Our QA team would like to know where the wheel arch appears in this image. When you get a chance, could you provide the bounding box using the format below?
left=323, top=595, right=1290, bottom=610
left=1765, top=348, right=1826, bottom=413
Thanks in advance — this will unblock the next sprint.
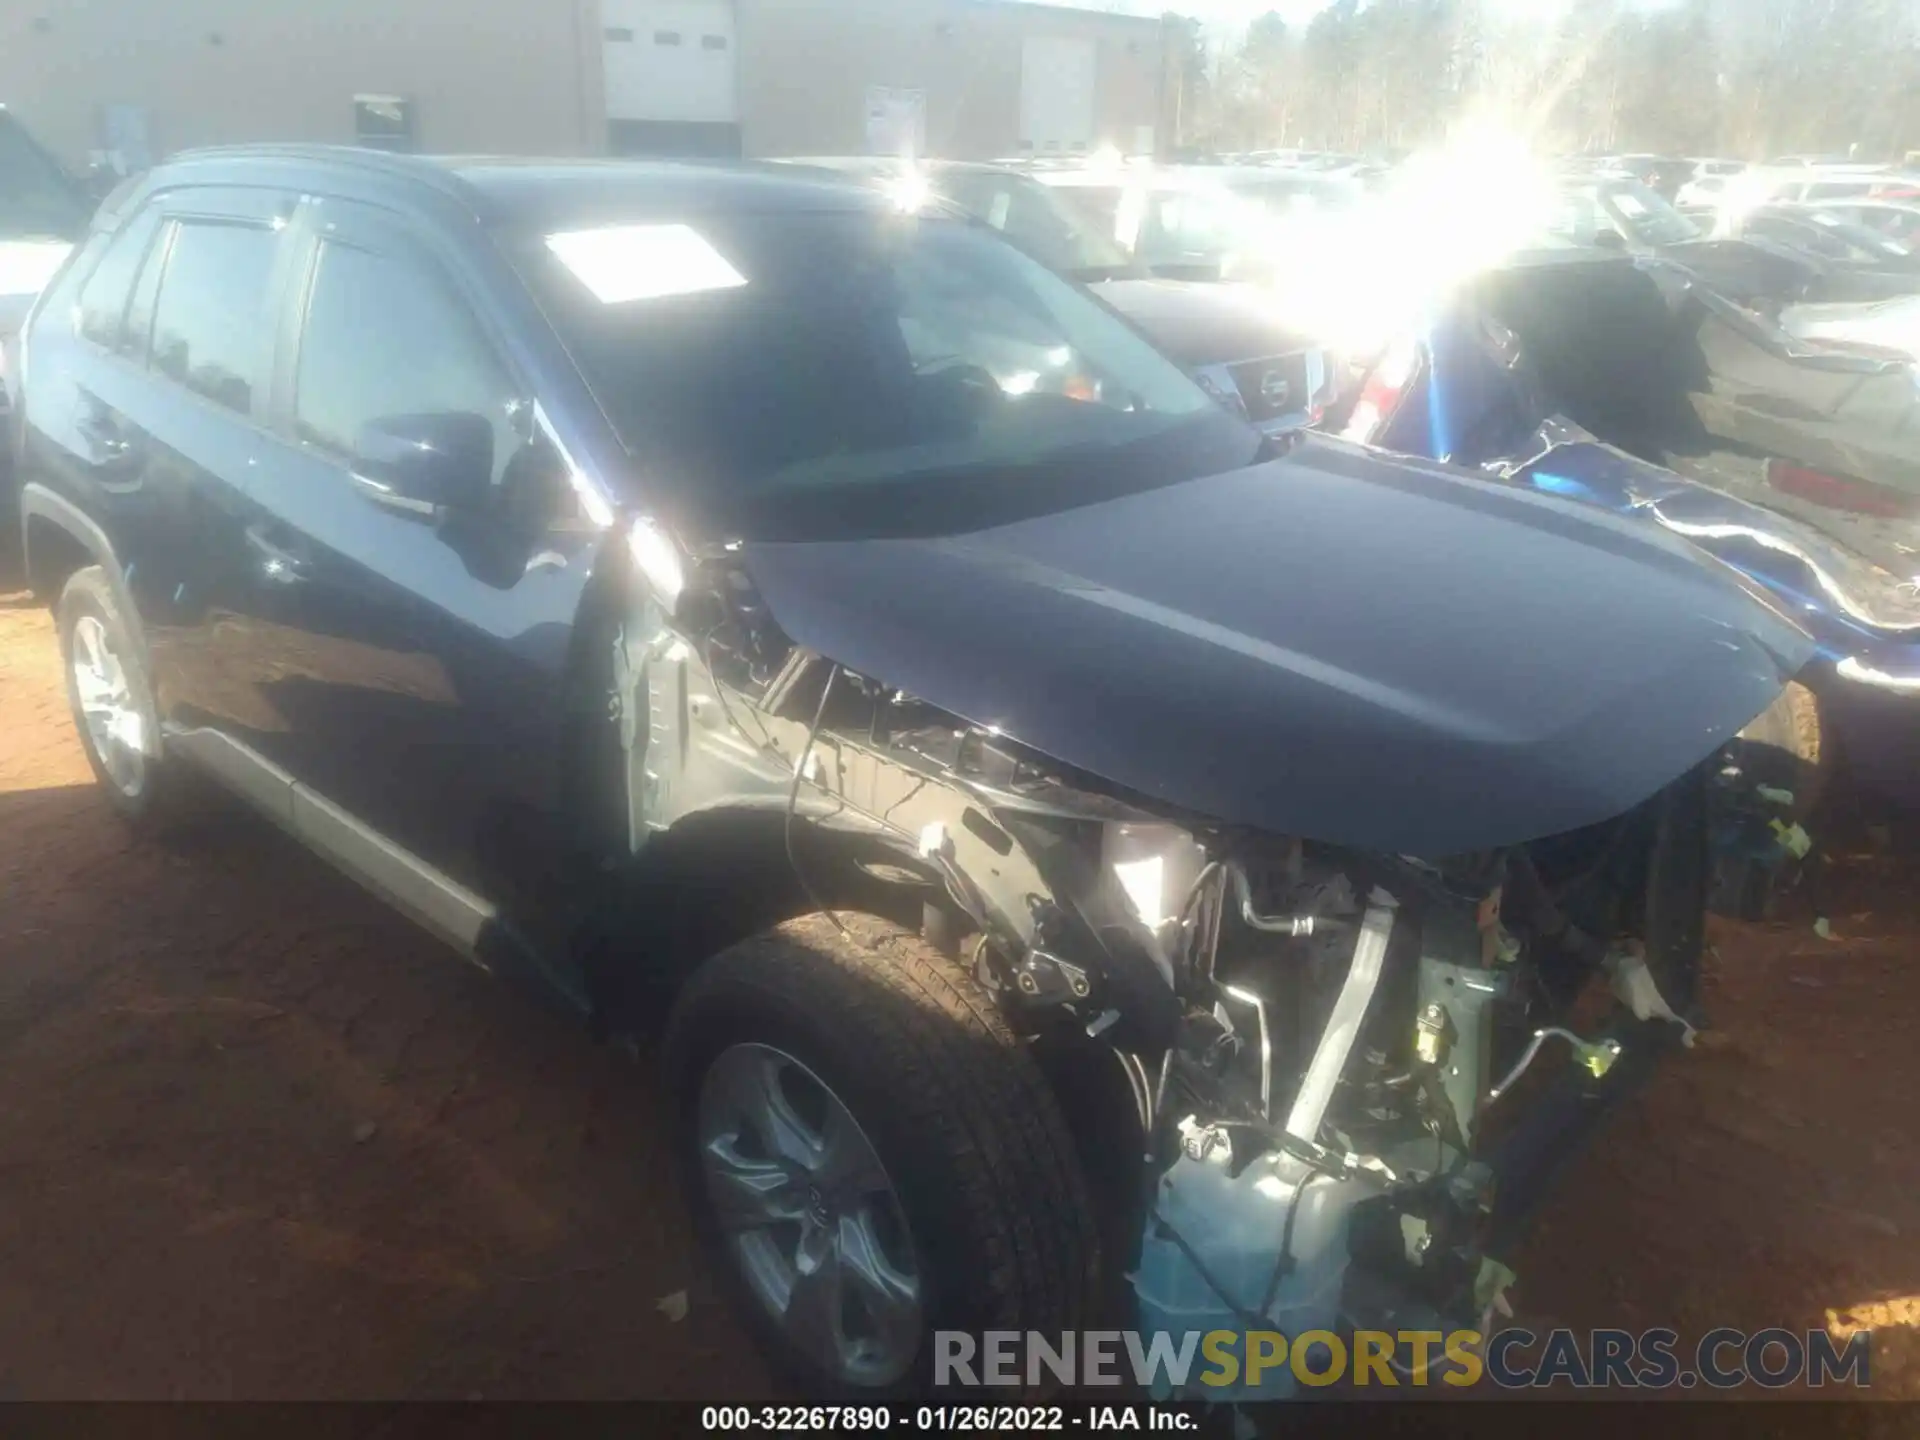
left=19, top=484, right=148, bottom=655
left=577, top=799, right=948, bottom=1033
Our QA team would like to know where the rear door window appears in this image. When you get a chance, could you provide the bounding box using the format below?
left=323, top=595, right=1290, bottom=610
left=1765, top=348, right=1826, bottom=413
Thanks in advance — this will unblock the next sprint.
left=75, top=208, right=162, bottom=352
left=148, top=220, right=280, bottom=416
left=120, top=214, right=173, bottom=361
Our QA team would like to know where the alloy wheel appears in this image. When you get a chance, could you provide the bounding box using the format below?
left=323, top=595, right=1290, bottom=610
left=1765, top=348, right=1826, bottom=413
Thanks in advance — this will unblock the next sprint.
left=70, top=613, right=146, bottom=798
left=696, top=1042, right=924, bottom=1388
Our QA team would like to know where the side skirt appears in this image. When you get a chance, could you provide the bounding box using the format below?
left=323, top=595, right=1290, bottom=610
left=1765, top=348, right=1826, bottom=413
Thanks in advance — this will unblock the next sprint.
left=164, top=725, right=590, bottom=1023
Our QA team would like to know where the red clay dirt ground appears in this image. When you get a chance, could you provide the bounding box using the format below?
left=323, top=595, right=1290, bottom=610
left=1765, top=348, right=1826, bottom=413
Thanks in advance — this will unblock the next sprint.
left=1, top=589, right=1915, bottom=1402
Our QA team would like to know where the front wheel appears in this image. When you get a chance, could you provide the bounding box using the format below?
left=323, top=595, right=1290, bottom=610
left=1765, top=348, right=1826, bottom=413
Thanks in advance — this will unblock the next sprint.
left=664, top=912, right=1101, bottom=1398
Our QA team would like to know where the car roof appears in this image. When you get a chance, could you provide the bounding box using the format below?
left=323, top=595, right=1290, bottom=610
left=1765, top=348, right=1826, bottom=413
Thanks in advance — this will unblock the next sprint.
left=450, top=156, right=893, bottom=226
left=131, top=145, right=892, bottom=230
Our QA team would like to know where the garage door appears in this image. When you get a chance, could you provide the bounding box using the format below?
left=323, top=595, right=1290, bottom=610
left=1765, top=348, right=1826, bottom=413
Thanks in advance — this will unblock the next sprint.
left=1020, top=37, right=1096, bottom=156
left=603, top=0, right=739, bottom=155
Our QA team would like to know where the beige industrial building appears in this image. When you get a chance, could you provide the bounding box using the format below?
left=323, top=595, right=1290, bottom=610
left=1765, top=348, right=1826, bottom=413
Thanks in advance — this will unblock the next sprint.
left=0, top=0, right=1176, bottom=171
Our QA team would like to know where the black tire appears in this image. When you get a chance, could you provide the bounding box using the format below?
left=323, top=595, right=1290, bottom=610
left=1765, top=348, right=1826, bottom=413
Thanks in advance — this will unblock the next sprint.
left=55, top=565, right=201, bottom=832
left=664, top=912, right=1102, bottom=1399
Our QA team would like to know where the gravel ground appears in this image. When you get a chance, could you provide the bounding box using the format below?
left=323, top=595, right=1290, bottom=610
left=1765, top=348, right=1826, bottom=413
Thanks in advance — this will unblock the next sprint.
left=0, top=590, right=1914, bottom=1401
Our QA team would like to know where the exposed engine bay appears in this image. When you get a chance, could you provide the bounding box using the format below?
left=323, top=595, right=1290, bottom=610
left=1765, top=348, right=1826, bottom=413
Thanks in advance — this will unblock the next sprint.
left=1117, top=800, right=1705, bottom=1397
left=613, top=533, right=1765, bottom=1398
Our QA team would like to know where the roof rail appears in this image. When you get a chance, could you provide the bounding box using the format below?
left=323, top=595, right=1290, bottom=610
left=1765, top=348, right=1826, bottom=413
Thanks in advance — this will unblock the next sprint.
left=159, top=143, right=481, bottom=209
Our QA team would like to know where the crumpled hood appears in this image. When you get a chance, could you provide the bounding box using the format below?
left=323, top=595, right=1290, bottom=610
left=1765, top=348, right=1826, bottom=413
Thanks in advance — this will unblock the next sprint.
left=741, top=437, right=1814, bottom=856
left=1090, top=278, right=1316, bottom=367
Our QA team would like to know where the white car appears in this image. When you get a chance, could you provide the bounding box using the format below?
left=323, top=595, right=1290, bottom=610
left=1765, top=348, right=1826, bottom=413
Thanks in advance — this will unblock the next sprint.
left=1676, top=158, right=1748, bottom=209
left=1700, top=167, right=1909, bottom=236
left=1763, top=165, right=1914, bottom=206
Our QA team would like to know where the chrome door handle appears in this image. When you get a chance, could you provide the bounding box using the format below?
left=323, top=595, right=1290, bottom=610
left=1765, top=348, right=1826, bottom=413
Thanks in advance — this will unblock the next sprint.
left=77, top=413, right=140, bottom=474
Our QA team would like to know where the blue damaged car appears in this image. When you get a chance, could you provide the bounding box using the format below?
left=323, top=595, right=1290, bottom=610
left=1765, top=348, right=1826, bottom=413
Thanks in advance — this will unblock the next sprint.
left=14, top=147, right=1817, bottom=1398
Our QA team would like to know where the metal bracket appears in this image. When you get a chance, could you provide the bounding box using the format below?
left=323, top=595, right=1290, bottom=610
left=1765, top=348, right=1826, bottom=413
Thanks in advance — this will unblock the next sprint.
left=1416, top=955, right=1511, bottom=1142
left=1012, top=948, right=1091, bottom=1004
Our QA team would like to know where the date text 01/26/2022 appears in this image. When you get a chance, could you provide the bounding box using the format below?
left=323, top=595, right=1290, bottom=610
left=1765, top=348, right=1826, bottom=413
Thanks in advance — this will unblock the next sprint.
left=699, top=1406, right=1198, bottom=1431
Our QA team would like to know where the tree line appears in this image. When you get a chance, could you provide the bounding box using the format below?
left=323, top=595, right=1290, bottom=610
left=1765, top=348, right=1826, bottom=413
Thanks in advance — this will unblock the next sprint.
left=1170, top=0, right=1920, bottom=162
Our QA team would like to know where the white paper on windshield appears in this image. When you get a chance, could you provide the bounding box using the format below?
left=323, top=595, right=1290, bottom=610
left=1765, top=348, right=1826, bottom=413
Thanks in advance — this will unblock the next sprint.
left=544, top=224, right=748, bottom=305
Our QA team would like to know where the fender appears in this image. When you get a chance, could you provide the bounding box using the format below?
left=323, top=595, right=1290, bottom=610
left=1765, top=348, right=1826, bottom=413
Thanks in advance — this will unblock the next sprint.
left=18, top=480, right=149, bottom=657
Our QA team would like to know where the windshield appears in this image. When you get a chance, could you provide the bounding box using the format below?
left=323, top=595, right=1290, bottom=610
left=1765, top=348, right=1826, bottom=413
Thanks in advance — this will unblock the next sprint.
left=933, top=169, right=1139, bottom=282
left=0, top=115, right=87, bottom=240
left=511, top=207, right=1255, bottom=538
left=1598, top=180, right=1703, bottom=246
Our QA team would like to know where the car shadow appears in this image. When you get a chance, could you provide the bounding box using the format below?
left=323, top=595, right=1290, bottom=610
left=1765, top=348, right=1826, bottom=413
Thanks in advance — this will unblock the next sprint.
left=3, top=763, right=1917, bottom=1398
left=0, top=780, right=766, bottom=1400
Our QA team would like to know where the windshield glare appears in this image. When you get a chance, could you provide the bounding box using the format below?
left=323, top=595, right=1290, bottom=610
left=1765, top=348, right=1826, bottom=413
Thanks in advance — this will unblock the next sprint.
left=515, top=208, right=1249, bottom=534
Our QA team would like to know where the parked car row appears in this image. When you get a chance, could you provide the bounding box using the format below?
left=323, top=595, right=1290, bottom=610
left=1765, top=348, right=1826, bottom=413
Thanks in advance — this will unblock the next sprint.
left=1572, top=150, right=1918, bottom=206
left=10, top=141, right=1838, bottom=1400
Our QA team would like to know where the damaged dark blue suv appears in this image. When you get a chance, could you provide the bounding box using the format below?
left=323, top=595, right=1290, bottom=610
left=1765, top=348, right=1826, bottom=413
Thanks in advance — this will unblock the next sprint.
left=15, top=147, right=1816, bottom=1398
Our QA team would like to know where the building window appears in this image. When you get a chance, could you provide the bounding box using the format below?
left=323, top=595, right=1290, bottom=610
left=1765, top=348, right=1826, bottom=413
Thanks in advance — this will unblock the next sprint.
left=354, top=94, right=415, bottom=153
left=702, top=34, right=728, bottom=50
left=604, top=26, right=634, bottom=42
left=654, top=30, right=682, bottom=45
